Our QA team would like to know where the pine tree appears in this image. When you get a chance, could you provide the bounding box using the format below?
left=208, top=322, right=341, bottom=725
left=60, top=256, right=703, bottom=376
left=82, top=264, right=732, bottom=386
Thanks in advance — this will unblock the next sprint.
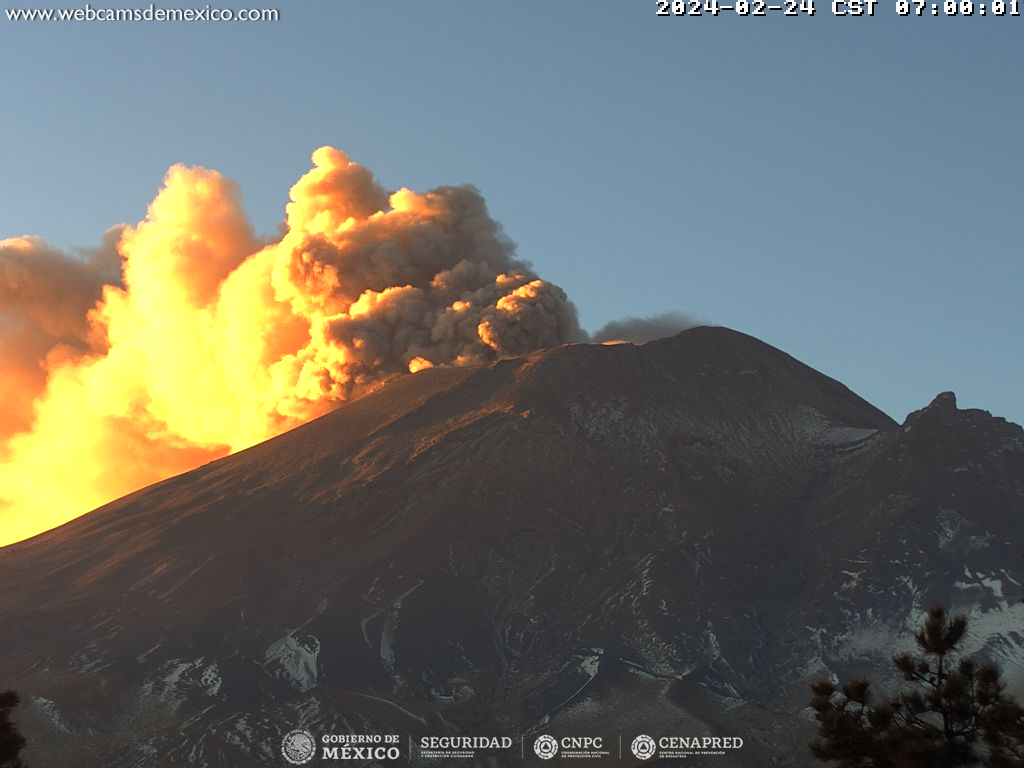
left=0, top=689, right=27, bottom=768
left=809, top=606, right=1024, bottom=767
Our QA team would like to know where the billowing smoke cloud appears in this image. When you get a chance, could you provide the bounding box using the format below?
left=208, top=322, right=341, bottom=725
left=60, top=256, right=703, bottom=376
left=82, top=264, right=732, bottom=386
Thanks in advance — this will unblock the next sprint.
left=590, top=311, right=698, bottom=344
left=0, top=230, right=123, bottom=444
left=0, top=147, right=584, bottom=544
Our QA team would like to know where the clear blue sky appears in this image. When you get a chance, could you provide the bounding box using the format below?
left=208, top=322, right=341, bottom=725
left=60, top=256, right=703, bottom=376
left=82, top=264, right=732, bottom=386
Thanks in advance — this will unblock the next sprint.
left=1, top=1, right=1021, bottom=425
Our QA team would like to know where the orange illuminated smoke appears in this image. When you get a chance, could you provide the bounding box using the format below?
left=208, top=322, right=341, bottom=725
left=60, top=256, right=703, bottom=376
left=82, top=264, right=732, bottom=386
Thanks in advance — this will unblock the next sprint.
left=0, top=147, right=581, bottom=545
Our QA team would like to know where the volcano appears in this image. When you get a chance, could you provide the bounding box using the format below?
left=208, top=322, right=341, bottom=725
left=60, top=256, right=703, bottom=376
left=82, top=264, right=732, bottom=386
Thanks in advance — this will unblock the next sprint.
left=2, top=326, right=1022, bottom=767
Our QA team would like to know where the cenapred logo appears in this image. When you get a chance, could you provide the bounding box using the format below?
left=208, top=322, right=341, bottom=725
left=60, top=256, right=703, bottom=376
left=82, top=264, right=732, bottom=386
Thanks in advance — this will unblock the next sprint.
left=631, top=734, right=744, bottom=760
left=281, top=729, right=316, bottom=765
left=534, top=734, right=559, bottom=760
left=631, top=734, right=657, bottom=761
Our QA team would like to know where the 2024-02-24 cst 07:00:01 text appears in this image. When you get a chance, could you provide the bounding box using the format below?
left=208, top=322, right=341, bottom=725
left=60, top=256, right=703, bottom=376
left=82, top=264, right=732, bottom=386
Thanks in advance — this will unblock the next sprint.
left=656, top=0, right=1019, bottom=15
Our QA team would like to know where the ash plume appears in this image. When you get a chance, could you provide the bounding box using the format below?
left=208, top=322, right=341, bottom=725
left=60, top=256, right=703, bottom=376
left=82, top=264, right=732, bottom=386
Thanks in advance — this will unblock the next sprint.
left=0, top=229, right=122, bottom=444
left=0, top=147, right=586, bottom=543
left=590, top=311, right=699, bottom=344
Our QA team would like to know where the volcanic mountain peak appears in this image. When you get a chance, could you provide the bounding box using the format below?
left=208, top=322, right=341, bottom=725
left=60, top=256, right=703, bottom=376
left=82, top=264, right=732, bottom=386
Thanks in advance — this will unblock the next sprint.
left=2, top=327, right=1021, bottom=768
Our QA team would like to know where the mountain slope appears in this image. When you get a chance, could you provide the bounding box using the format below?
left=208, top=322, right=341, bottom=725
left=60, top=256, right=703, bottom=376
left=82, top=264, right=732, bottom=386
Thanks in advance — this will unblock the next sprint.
left=1, top=326, right=1021, bottom=767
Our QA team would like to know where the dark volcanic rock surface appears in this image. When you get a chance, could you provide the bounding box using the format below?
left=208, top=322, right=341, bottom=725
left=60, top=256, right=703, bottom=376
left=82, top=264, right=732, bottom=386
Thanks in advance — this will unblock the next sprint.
left=1, top=327, right=1022, bottom=767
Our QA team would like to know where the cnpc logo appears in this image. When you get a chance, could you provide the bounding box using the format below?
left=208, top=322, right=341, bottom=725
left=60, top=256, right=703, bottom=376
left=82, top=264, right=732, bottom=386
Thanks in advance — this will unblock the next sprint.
left=533, top=735, right=605, bottom=759
left=534, top=735, right=559, bottom=759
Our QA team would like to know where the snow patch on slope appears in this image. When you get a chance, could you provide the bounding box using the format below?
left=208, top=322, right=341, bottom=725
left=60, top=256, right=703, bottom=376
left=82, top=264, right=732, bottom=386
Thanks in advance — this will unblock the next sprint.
left=264, top=632, right=320, bottom=692
left=793, top=406, right=878, bottom=448
left=30, top=696, right=71, bottom=734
